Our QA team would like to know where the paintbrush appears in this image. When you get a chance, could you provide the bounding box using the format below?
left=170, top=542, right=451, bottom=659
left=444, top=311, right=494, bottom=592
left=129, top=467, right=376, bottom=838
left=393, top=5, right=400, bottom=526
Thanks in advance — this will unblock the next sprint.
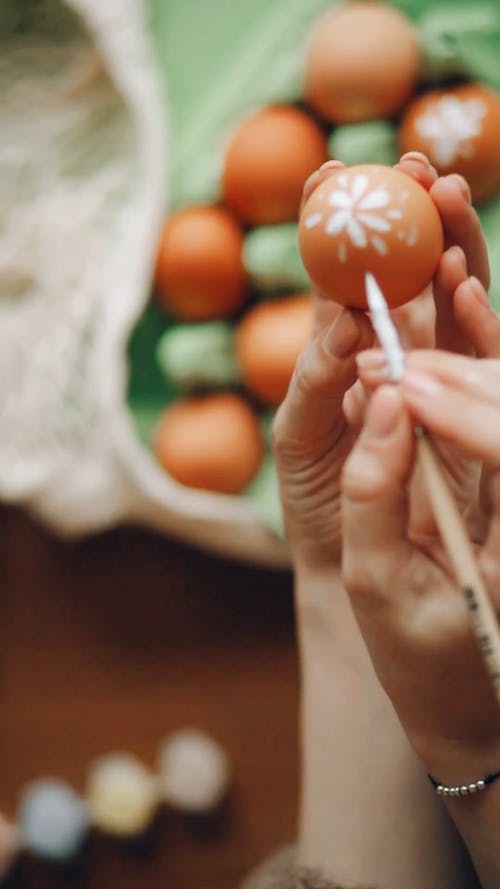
left=365, top=272, right=500, bottom=704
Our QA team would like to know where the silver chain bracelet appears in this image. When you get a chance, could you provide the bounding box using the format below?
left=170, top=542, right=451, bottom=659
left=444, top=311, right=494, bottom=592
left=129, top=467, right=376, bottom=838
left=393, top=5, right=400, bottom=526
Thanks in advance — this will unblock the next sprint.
left=428, top=768, right=500, bottom=797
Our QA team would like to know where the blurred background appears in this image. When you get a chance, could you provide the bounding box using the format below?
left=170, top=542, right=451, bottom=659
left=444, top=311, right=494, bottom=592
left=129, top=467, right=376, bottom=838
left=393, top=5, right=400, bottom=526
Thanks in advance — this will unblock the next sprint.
left=1, top=504, right=297, bottom=888
left=2, top=0, right=500, bottom=885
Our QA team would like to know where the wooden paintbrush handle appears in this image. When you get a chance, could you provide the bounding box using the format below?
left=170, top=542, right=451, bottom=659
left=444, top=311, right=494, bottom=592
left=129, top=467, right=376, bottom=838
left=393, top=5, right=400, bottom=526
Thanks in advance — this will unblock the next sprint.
left=416, top=430, right=500, bottom=705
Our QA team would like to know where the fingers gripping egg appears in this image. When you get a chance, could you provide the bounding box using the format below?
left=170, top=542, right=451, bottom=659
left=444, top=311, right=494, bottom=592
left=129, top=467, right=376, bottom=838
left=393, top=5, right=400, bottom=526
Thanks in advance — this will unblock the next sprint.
left=298, top=165, right=443, bottom=310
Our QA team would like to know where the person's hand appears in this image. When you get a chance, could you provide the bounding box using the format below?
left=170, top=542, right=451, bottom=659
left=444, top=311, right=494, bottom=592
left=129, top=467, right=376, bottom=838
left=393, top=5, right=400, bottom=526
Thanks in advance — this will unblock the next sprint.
left=358, top=272, right=500, bottom=545
left=273, top=154, right=490, bottom=573
left=341, top=355, right=500, bottom=775
left=341, top=353, right=500, bottom=889
left=276, top=161, right=493, bottom=889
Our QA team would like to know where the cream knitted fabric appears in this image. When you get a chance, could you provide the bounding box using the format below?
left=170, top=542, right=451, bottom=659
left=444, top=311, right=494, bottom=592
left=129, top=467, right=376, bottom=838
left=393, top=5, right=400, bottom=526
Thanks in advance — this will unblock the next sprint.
left=0, top=0, right=288, bottom=566
left=239, top=846, right=356, bottom=889
left=0, top=0, right=165, bottom=506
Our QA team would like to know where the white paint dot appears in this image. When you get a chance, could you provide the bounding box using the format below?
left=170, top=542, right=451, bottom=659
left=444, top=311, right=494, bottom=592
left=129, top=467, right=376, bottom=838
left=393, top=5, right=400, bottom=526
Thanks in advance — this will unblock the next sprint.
left=305, top=212, right=323, bottom=229
left=406, top=223, right=419, bottom=247
left=372, top=236, right=389, bottom=256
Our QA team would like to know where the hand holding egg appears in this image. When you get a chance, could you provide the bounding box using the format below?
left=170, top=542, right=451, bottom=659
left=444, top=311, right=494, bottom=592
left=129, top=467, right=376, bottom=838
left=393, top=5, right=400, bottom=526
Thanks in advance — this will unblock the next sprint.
left=298, top=163, right=444, bottom=310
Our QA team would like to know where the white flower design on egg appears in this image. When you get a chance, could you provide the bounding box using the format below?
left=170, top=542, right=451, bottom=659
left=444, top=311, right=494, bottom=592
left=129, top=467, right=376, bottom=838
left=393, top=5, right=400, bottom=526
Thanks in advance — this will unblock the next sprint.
left=304, top=172, right=405, bottom=261
left=416, top=96, right=487, bottom=167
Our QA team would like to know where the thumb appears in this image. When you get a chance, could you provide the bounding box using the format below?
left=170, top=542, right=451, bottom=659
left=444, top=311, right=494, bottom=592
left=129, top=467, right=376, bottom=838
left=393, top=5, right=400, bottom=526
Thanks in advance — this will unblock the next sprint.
left=341, top=386, right=414, bottom=593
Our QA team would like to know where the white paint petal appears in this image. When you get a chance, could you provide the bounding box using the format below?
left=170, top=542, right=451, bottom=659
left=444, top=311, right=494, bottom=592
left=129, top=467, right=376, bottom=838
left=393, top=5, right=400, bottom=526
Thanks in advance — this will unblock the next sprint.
left=338, top=243, right=347, bottom=263
left=328, top=189, right=353, bottom=209
left=406, top=223, right=419, bottom=247
left=351, top=174, right=369, bottom=202
left=416, top=94, right=487, bottom=170
left=305, top=212, right=323, bottom=229
left=433, top=141, right=458, bottom=166
left=465, top=99, right=487, bottom=120
left=347, top=216, right=367, bottom=248
left=326, top=209, right=350, bottom=235
left=371, top=236, right=389, bottom=256
left=417, top=116, right=444, bottom=141
left=357, top=212, right=391, bottom=233
left=387, top=209, right=403, bottom=219
left=359, top=188, right=390, bottom=210
left=337, top=173, right=348, bottom=188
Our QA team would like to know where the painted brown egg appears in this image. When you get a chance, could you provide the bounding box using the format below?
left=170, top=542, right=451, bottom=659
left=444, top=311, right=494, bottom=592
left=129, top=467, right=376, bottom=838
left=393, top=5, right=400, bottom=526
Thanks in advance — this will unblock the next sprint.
left=222, top=106, right=328, bottom=225
left=154, top=206, right=248, bottom=321
left=154, top=393, right=264, bottom=494
left=298, top=164, right=443, bottom=310
left=399, top=83, right=500, bottom=204
left=304, top=1, right=421, bottom=124
left=236, top=294, right=314, bottom=405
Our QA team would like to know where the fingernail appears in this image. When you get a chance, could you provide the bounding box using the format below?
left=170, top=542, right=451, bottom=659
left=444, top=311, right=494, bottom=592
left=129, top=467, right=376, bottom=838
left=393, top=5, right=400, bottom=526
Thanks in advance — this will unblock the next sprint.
left=468, top=275, right=490, bottom=307
left=364, top=387, right=401, bottom=438
left=448, top=244, right=467, bottom=273
left=320, top=159, right=343, bottom=173
left=356, top=350, right=387, bottom=373
left=400, top=151, right=431, bottom=167
left=403, top=371, right=443, bottom=398
left=450, top=244, right=466, bottom=263
left=447, top=173, right=472, bottom=204
left=400, top=152, right=438, bottom=180
left=324, top=311, right=361, bottom=358
left=307, top=169, right=321, bottom=184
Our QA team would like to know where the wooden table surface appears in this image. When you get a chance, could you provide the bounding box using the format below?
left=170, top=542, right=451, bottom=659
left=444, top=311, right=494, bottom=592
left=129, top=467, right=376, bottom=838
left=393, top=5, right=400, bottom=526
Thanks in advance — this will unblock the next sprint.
left=1, top=504, right=298, bottom=889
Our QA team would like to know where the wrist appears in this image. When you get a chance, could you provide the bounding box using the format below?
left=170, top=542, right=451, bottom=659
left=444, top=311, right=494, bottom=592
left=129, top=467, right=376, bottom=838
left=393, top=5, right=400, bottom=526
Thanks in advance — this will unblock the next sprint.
left=419, top=737, right=500, bottom=889
left=290, top=543, right=341, bottom=581
left=413, top=734, right=500, bottom=790
left=295, top=564, right=391, bottom=703
left=295, top=561, right=343, bottom=611
left=294, top=565, right=366, bottom=658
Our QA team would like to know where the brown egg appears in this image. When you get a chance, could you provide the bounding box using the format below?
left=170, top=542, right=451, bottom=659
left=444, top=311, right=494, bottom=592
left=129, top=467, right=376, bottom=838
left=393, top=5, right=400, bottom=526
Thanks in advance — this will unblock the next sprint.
left=154, top=393, right=264, bottom=494
left=298, top=164, right=443, bottom=310
left=222, top=106, right=328, bottom=225
left=304, top=2, right=421, bottom=124
left=236, top=295, right=314, bottom=405
left=399, top=83, right=500, bottom=204
left=154, top=206, right=248, bottom=321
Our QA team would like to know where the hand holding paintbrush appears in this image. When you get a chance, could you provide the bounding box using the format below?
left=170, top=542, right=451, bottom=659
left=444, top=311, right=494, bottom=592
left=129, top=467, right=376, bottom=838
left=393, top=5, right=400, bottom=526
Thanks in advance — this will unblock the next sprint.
left=298, top=157, right=500, bottom=706
left=365, top=272, right=500, bottom=707
left=276, top=156, right=500, bottom=886
left=342, top=323, right=500, bottom=889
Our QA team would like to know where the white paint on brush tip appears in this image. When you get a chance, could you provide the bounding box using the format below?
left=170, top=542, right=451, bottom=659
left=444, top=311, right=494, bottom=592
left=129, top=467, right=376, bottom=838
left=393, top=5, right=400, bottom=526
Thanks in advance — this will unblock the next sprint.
left=365, top=273, right=405, bottom=383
